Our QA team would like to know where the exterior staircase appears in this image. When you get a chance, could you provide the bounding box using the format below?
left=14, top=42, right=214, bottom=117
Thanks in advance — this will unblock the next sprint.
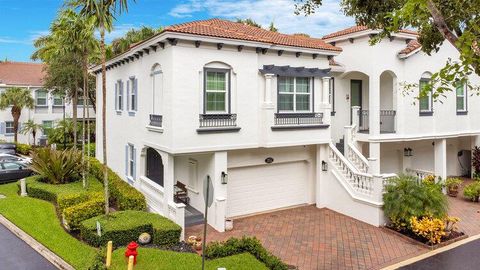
left=335, top=137, right=345, bottom=155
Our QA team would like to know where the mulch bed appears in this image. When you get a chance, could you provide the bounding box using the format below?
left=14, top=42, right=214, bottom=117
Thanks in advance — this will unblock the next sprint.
left=384, top=226, right=467, bottom=250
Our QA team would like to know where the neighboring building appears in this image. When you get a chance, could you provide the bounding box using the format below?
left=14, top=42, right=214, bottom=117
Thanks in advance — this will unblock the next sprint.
left=91, top=19, right=480, bottom=235
left=0, top=61, right=95, bottom=144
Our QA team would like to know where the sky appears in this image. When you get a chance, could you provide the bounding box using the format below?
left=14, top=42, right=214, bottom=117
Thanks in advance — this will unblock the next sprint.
left=0, top=0, right=354, bottom=62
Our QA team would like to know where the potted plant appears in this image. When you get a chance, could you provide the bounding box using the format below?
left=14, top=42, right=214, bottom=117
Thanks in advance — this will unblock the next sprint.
left=446, top=178, right=462, bottom=197
left=464, top=182, right=480, bottom=202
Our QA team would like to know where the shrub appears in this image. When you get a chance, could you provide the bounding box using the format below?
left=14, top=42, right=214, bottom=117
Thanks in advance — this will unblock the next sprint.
left=410, top=216, right=445, bottom=245
left=79, top=210, right=181, bottom=248
left=422, top=174, right=436, bottom=185
left=88, top=157, right=146, bottom=211
left=85, top=143, right=96, bottom=157
left=463, top=181, right=480, bottom=202
left=205, top=237, right=288, bottom=270
left=30, top=148, right=83, bottom=184
left=446, top=178, right=462, bottom=189
left=473, top=146, right=480, bottom=177
left=63, top=193, right=105, bottom=231
left=15, top=143, right=32, bottom=155
left=383, top=175, right=448, bottom=229
left=58, top=192, right=103, bottom=212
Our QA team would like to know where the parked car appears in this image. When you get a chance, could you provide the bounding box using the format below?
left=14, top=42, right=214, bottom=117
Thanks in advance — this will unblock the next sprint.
left=0, top=154, right=32, bottom=164
left=0, top=143, right=16, bottom=155
left=0, top=161, right=33, bottom=183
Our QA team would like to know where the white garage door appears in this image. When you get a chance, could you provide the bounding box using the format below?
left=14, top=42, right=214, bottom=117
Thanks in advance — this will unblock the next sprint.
left=227, top=161, right=308, bottom=218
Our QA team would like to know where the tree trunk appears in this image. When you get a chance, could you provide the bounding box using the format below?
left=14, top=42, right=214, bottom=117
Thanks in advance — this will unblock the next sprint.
left=11, top=106, right=21, bottom=143
left=426, top=0, right=458, bottom=49
left=32, top=130, right=36, bottom=146
left=101, top=26, right=110, bottom=215
left=82, top=56, right=88, bottom=189
left=72, top=85, right=78, bottom=148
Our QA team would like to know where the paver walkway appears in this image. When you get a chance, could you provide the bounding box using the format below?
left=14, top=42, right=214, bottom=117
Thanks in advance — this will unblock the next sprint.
left=447, top=178, right=480, bottom=236
left=0, top=223, right=56, bottom=270
left=186, top=206, right=428, bottom=270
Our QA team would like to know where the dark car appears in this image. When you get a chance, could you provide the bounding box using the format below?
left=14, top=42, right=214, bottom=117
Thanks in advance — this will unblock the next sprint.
left=0, top=143, right=16, bottom=155
left=0, top=161, right=33, bottom=183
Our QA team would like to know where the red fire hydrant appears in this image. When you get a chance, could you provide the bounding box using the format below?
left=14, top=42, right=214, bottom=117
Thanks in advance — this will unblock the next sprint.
left=125, top=241, right=139, bottom=264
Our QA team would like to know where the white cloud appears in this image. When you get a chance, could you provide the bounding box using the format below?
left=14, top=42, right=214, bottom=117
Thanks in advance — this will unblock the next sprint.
left=168, top=0, right=354, bottom=36
left=0, top=37, right=31, bottom=45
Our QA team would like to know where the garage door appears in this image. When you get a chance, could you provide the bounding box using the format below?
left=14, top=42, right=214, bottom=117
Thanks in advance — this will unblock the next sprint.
left=227, top=161, right=308, bottom=218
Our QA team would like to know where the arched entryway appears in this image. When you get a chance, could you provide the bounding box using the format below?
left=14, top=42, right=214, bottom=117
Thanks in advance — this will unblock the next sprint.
left=146, top=148, right=164, bottom=187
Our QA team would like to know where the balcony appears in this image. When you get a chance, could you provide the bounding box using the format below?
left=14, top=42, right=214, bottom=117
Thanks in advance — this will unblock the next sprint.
left=358, top=110, right=396, bottom=134
left=271, top=113, right=328, bottom=130
left=146, top=114, right=163, bottom=133
left=197, top=114, right=240, bottom=133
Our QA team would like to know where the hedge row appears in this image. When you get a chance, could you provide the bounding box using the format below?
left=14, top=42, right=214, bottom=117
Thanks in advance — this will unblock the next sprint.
left=205, top=237, right=289, bottom=270
left=62, top=193, right=105, bottom=231
left=88, top=157, right=146, bottom=211
left=79, top=210, right=181, bottom=248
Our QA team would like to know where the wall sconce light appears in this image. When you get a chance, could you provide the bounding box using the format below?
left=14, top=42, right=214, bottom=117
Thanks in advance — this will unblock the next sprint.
left=322, top=161, right=328, bottom=171
left=346, top=94, right=350, bottom=101
left=221, top=171, right=228, bottom=184
left=403, top=148, right=413, bottom=157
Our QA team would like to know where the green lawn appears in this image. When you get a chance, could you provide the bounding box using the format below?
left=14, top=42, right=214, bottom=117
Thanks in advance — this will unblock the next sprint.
left=0, top=182, right=98, bottom=269
left=111, top=248, right=269, bottom=270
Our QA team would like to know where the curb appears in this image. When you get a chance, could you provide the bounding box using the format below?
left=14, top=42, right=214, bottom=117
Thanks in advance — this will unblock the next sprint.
left=0, top=214, right=75, bottom=270
left=381, top=233, right=480, bottom=269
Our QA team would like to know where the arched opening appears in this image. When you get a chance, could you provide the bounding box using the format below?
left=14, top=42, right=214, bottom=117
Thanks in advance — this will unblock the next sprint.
left=146, top=148, right=164, bottom=187
left=380, top=70, right=397, bottom=133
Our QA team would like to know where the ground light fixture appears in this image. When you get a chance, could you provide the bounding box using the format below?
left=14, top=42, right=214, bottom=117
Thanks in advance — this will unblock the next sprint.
left=322, top=161, right=328, bottom=171
left=221, top=171, right=228, bottom=184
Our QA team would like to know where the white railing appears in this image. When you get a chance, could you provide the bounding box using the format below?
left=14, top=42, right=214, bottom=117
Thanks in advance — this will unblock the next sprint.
left=329, top=143, right=375, bottom=196
left=346, top=143, right=369, bottom=173
left=405, top=168, right=435, bottom=183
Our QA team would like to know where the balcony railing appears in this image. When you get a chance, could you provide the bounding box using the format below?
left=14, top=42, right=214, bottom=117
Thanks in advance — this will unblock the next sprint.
left=358, top=110, right=396, bottom=133
left=199, top=114, right=237, bottom=128
left=380, top=110, right=396, bottom=133
left=274, top=113, right=324, bottom=126
left=149, top=114, right=163, bottom=127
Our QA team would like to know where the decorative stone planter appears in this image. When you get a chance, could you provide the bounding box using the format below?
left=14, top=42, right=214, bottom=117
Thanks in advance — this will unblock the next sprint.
left=225, top=219, right=234, bottom=231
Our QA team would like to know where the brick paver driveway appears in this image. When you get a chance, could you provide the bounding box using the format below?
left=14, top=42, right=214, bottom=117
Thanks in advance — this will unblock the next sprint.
left=186, top=206, right=428, bottom=270
left=448, top=178, right=480, bottom=236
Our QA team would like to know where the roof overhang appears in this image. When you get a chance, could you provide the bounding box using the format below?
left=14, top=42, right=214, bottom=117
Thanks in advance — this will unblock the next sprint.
left=398, top=47, right=423, bottom=59
left=323, top=29, right=419, bottom=44
left=259, top=65, right=331, bottom=77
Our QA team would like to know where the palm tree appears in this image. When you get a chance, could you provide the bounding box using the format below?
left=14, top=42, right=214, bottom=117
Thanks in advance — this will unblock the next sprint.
left=0, top=87, right=35, bottom=143
left=21, top=120, right=42, bottom=146
left=72, top=0, right=134, bottom=214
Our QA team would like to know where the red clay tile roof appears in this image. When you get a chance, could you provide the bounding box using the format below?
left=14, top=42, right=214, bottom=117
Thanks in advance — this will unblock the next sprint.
left=0, top=62, right=45, bottom=86
left=323, top=26, right=418, bottom=39
left=164, top=18, right=341, bottom=52
left=399, top=40, right=422, bottom=55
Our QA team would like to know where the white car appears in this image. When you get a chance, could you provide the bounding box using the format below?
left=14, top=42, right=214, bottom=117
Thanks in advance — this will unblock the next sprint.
left=0, top=154, right=32, bottom=164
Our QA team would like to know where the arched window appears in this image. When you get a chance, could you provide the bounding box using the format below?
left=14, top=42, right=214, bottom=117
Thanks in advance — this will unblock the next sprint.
left=419, top=72, right=433, bottom=115
left=151, top=64, right=163, bottom=115
left=146, top=148, right=164, bottom=187
left=203, top=62, right=232, bottom=114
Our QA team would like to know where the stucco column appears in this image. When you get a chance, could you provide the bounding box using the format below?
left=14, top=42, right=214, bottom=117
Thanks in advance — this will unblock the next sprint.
left=351, top=106, right=360, bottom=130
left=316, top=144, right=329, bottom=208
left=208, top=151, right=228, bottom=232
left=162, top=152, right=175, bottom=215
left=263, top=74, right=275, bottom=108
left=369, top=142, right=381, bottom=175
left=321, top=77, right=332, bottom=124
left=369, top=75, right=380, bottom=136
left=434, top=139, right=447, bottom=181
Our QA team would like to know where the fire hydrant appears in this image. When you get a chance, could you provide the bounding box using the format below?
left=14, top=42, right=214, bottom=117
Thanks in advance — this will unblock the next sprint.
left=125, top=241, right=139, bottom=264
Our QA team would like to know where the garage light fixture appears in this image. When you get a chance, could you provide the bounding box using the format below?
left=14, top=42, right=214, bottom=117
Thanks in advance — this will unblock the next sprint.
left=221, top=171, right=228, bottom=184
left=322, top=161, right=328, bottom=171
left=403, top=148, right=413, bottom=157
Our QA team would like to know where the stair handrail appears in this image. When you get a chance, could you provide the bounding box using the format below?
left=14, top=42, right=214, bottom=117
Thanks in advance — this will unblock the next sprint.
left=347, top=142, right=370, bottom=172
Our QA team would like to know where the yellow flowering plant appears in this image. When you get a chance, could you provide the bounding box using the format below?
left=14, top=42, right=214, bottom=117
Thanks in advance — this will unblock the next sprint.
left=410, top=216, right=446, bottom=245
left=422, top=175, right=436, bottom=185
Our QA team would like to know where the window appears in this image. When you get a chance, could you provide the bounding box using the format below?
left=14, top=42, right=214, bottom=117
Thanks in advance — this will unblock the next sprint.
left=205, top=69, right=229, bottom=113
left=278, top=76, right=312, bottom=112
left=456, top=82, right=467, bottom=113
left=5, top=121, right=14, bottom=134
left=42, top=120, right=53, bottom=130
left=78, top=96, right=92, bottom=107
left=52, top=94, right=63, bottom=106
left=127, top=77, right=138, bottom=112
left=115, top=80, right=123, bottom=111
left=36, top=90, right=48, bottom=106
left=419, top=79, right=432, bottom=113
left=125, top=144, right=136, bottom=181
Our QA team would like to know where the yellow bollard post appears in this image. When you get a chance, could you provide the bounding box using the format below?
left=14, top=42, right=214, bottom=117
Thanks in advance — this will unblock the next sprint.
left=106, top=241, right=113, bottom=268
left=127, top=255, right=134, bottom=270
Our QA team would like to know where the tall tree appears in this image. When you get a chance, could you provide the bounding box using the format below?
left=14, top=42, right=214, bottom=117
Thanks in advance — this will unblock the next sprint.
left=110, top=26, right=161, bottom=57
left=295, top=0, right=480, bottom=98
left=0, top=87, right=35, bottom=143
left=71, top=0, right=134, bottom=215
left=21, top=120, right=43, bottom=146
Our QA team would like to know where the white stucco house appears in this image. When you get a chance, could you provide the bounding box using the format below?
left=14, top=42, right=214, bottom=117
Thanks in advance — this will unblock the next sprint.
left=91, top=19, right=480, bottom=235
left=0, top=61, right=95, bottom=145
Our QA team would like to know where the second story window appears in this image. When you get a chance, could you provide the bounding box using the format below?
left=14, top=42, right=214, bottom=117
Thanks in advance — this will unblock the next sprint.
left=278, top=77, right=312, bottom=112
left=53, top=94, right=63, bottom=106
left=36, top=90, right=48, bottom=106
left=115, top=80, right=124, bottom=111
left=42, top=120, right=53, bottom=130
left=204, top=69, right=229, bottom=113
left=419, top=78, right=432, bottom=114
left=127, top=77, right=138, bottom=112
left=456, top=81, right=467, bottom=113
left=5, top=121, right=14, bottom=135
